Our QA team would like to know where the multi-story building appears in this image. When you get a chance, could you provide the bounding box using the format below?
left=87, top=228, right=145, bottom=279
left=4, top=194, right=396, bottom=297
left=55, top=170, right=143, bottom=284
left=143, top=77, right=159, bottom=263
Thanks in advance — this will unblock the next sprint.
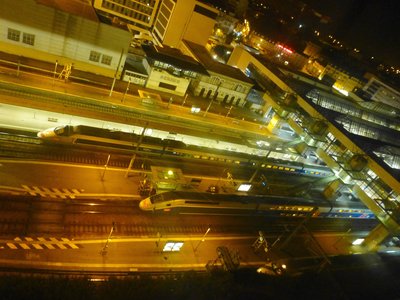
left=318, top=63, right=365, bottom=96
left=92, top=0, right=219, bottom=48
left=139, top=44, right=209, bottom=96
left=152, top=0, right=219, bottom=48
left=92, top=0, right=161, bottom=33
left=362, top=74, right=400, bottom=109
left=182, top=41, right=254, bottom=107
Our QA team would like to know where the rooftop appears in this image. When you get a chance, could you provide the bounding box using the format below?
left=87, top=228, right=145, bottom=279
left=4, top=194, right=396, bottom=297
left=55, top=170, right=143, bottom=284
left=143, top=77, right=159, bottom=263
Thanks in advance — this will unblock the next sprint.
left=184, top=40, right=254, bottom=84
left=142, top=45, right=209, bottom=76
left=36, top=0, right=98, bottom=22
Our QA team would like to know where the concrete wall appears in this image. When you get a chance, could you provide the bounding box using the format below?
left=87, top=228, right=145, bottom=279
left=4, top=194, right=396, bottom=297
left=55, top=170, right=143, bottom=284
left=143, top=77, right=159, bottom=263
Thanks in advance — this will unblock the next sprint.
left=0, top=0, right=131, bottom=77
left=146, top=69, right=190, bottom=96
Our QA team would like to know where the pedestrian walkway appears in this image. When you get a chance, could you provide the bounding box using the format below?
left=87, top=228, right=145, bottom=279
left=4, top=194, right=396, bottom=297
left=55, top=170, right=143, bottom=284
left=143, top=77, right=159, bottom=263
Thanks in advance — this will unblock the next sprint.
left=1, top=237, right=81, bottom=250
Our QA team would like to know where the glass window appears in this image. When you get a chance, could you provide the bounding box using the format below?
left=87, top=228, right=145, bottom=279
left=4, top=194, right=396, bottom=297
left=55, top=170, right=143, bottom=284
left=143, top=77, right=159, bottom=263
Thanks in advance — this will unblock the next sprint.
left=22, top=33, right=35, bottom=45
left=89, top=51, right=101, bottom=62
left=101, top=54, right=112, bottom=65
left=7, top=28, right=20, bottom=42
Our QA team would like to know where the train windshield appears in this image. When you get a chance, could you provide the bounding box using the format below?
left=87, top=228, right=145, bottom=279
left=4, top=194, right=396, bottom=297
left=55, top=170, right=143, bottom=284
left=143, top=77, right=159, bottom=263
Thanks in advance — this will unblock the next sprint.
left=149, top=193, right=164, bottom=204
left=54, top=126, right=68, bottom=136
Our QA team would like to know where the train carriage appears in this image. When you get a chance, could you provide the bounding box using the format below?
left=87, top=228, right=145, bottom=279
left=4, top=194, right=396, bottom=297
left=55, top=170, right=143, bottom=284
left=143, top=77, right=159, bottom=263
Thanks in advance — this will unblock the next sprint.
left=37, top=125, right=334, bottom=177
left=139, top=191, right=375, bottom=219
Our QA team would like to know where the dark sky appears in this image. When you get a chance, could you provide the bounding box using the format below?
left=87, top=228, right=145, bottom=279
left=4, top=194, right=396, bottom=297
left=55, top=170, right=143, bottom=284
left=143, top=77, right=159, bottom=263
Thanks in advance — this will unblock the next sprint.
left=302, top=0, right=400, bottom=66
left=204, top=0, right=399, bottom=66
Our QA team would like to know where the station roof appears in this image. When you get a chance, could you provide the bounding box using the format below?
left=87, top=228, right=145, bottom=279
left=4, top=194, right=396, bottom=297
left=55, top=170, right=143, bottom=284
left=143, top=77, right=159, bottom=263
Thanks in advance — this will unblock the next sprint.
left=285, top=77, right=400, bottom=181
left=184, top=41, right=254, bottom=84
left=142, top=45, right=209, bottom=76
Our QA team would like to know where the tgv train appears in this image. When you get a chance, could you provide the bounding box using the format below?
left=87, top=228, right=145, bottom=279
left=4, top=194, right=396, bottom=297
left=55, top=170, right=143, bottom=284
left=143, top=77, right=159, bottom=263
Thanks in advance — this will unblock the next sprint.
left=139, top=191, right=375, bottom=219
left=37, top=125, right=333, bottom=177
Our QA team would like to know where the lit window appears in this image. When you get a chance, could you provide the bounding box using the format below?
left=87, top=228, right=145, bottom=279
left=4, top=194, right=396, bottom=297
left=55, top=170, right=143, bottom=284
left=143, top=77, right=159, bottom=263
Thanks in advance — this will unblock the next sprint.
left=89, top=51, right=101, bottom=62
left=7, top=28, right=20, bottom=41
left=101, top=54, right=112, bottom=65
left=22, top=33, right=35, bottom=45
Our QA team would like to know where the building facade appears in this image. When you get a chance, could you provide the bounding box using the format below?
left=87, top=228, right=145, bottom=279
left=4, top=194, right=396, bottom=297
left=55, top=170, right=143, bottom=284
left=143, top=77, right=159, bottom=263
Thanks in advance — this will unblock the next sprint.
left=152, top=0, right=219, bottom=48
left=362, top=75, right=400, bottom=109
left=1, top=0, right=131, bottom=77
left=182, top=41, right=253, bottom=107
left=92, top=0, right=161, bottom=32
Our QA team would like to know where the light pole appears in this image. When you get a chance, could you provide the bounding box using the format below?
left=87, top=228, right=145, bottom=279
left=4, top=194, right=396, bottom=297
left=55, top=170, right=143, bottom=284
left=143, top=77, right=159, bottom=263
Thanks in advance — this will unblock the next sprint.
left=125, top=122, right=148, bottom=178
left=225, top=105, right=233, bottom=118
left=122, top=78, right=131, bottom=102
left=194, top=227, right=211, bottom=252
left=52, top=60, right=58, bottom=84
left=100, top=222, right=115, bottom=255
left=167, top=97, right=173, bottom=108
left=109, top=48, right=124, bottom=96
left=181, top=93, right=188, bottom=106
left=101, top=154, right=111, bottom=181
left=204, top=80, right=222, bottom=117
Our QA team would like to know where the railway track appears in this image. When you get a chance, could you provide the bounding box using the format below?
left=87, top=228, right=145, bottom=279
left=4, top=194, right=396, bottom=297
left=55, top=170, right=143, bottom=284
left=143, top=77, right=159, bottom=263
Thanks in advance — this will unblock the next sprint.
left=0, top=131, right=146, bottom=169
left=0, top=195, right=378, bottom=237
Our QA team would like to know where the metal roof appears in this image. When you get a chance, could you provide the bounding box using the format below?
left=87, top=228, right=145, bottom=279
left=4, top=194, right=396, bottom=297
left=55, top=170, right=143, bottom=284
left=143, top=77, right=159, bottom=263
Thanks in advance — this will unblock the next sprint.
left=142, top=45, right=209, bottom=76
left=184, top=40, right=254, bottom=84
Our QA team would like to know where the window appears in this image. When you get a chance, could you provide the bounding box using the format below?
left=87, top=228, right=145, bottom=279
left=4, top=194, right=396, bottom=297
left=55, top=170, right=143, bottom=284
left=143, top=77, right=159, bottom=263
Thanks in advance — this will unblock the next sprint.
left=7, top=28, right=20, bottom=42
left=159, top=82, right=176, bottom=91
left=89, top=51, right=101, bottom=62
left=101, top=54, right=112, bottom=65
left=22, top=33, right=35, bottom=46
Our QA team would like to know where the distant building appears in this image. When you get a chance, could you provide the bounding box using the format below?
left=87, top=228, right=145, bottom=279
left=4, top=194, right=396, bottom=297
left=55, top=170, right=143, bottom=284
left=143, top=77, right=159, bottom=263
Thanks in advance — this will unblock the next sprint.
left=0, top=0, right=131, bottom=77
left=139, top=44, right=208, bottom=96
left=182, top=41, right=254, bottom=107
left=152, top=0, right=219, bottom=48
left=362, top=74, right=400, bottom=109
left=92, top=0, right=219, bottom=48
left=319, top=64, right=365, bottom=96
left=92, top=0, right=161, bottom=33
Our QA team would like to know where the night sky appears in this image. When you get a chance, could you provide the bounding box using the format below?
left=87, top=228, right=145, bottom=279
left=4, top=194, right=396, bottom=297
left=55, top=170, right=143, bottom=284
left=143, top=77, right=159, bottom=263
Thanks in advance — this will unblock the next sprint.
left=302, top=0, right=400, bottom=66
left=205, top=0, right=400, bottom=67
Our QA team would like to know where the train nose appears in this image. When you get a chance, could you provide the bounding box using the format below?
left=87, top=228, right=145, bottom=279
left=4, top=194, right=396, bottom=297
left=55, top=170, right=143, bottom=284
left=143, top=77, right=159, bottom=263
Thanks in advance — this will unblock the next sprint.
left=139, top=200, right=145, bottom=209
left=139, top=199, right=151, bottom=210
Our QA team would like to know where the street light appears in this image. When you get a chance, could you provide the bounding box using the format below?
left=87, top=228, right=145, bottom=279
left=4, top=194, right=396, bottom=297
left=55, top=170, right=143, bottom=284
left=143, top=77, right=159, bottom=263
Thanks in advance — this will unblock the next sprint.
left=181, top=93, right=188, bottom=106
left=194, top=227, right=211, bottom=252
left=52, top=60, right=58, bottom=84
left=101, top=154, right=111, bottom=181
left=167, top=97, right=173, bottom=108
left=122, top=78, right=131, bottom=103
left=100, top=222, right=115, bottom=255
left=109, top=48, right=124, bottom=96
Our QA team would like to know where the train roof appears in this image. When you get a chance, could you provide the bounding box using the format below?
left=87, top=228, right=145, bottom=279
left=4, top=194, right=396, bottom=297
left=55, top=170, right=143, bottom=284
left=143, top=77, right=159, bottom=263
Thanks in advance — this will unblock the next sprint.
left=150, top=191, right=368, bottom=209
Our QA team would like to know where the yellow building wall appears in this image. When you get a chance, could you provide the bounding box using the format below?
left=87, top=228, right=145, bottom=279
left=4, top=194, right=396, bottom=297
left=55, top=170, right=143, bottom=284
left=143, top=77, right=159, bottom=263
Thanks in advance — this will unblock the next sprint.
left=0, top=41, right=118, bottom=78
left=146, top=69, right=189, bottom=96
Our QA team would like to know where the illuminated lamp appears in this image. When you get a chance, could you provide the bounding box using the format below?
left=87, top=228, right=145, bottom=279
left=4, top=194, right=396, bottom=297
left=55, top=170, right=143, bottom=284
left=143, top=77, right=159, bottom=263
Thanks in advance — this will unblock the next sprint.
left=238, top=183, right=252, bottom=192
left=352, top=238, right=364, bottom=245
